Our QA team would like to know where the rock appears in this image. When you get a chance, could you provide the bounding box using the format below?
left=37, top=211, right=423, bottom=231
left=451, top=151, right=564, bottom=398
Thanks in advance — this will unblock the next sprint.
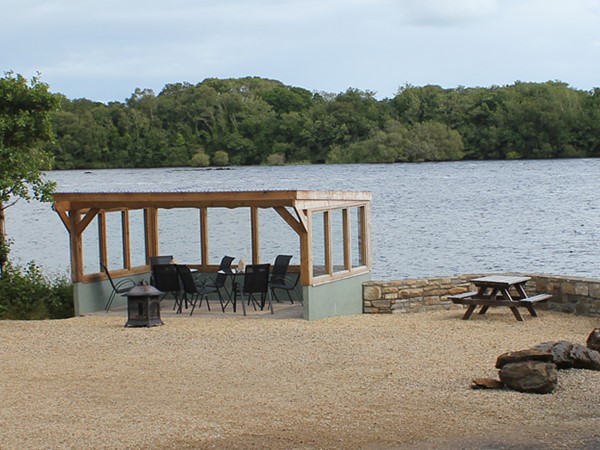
left=495, top=349, right=553, bottom=369
left=569, top=344, right=600, bottom=370
left=499, top=361, right=558, bottom=394
left=535, top=341, right=574, bottom=369
left=586, top=329, right=600, bottom=352
left=471, top=378, right=504, bottom=389
left=534, top=341, right=600, bottom=371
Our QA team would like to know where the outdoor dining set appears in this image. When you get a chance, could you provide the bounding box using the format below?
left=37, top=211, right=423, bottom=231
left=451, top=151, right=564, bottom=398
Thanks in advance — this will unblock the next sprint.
left=103, top=255, right=300, bottom=317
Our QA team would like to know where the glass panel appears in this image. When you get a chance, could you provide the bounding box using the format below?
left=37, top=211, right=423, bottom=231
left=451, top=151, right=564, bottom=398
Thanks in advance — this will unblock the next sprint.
left=207, top=208, right=251, bottom=267
left=105, top=212, right=124, bottom=270
left=82, top=216, right=100, bottom=274
left=331, top=209, right=344, bottom=272
left=129, top=210, right=146, bottom=268
left=353, top=207, right=365, bottom=267
left=157, top=208, right=201, bottom=264
left=258, top=208, right=300, bottom=265
left=311, top=212, right=325, bottom=276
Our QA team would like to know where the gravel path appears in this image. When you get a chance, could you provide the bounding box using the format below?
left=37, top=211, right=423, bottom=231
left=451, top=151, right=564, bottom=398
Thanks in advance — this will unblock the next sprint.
left=1, top=309, right=600, bottom=449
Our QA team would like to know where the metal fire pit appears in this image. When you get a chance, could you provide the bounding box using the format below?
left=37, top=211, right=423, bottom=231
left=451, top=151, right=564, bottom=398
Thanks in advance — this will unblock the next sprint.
left=124, top=282, right=164, bottom=327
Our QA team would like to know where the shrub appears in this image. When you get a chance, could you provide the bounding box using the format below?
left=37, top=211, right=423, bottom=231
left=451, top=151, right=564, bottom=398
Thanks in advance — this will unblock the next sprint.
left=266, top=152, right=286, bottom=165
left=0, top=262, right=74, bottom=320
left=212, top=150, right=229, bottom=166
left=190, top=150, right=210, bottom=167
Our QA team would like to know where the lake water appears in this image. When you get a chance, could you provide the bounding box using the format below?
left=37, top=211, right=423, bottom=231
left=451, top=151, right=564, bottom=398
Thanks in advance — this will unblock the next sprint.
left=5, top=159, right=600, bottom=281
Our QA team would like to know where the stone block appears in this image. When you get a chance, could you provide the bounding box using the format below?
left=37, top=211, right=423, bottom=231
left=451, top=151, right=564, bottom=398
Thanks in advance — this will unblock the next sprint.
left=363, top=285, right=382, bottom=301
left=371, top=300, right=392, bottom=308
left=575, top=283, right=589, bottom=296
left=423, top=296, right=441, bottom=305
left=399, top=289, right=422, bottom=299
left=589, top=284, right=600, bottom=299
left=561, top=282, right=576, bottom=295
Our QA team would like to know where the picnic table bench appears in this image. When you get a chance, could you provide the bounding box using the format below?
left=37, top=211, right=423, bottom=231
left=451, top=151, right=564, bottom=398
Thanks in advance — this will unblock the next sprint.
left=448, top=275, right=551, bottom=321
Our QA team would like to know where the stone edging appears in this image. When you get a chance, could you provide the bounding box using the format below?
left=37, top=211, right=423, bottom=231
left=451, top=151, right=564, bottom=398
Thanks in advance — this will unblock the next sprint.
left=363, top=273, right=600, bottom=316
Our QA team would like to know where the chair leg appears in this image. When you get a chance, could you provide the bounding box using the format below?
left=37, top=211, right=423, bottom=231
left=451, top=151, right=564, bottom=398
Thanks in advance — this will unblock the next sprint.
left=271, top=288, right=281, bottom=303
left=105, top=291, right=116, bottom=312
left=286, top=289, right=294, bottom=304
left=267, top=290, right=274, bottom=314
left=241, top=292, right=247, bottom=316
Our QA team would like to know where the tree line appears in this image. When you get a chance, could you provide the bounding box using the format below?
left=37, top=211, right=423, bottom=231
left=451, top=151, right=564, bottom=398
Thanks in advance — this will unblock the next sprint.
left=45, top=77, right=600, bottom=169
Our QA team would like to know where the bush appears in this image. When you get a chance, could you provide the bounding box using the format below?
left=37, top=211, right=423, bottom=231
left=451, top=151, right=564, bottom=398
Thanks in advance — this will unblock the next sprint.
left=266, top=152, right=286, bottom=165
left=190, top=150, right=210, bottom=167
left=212, top=150, right=229, bottom=166
left=0, top=262, right=74, bottom=320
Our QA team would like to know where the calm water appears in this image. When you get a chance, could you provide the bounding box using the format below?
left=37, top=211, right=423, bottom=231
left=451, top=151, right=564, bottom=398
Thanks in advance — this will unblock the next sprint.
left=6, top=160, right=600, bottom=280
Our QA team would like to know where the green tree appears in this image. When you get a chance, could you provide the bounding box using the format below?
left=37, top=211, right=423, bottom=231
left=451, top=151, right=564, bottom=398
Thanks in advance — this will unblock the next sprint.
left=0, top=72, right=59, bottom=272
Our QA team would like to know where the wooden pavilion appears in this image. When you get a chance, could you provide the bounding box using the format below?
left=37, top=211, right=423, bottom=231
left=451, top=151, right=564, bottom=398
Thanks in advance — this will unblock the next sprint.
left=53, top=190, right=372, bottom=320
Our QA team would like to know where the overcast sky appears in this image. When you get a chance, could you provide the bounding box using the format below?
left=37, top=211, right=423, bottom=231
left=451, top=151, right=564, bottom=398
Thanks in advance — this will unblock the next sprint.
left=3, top=0, right=600, bottom=102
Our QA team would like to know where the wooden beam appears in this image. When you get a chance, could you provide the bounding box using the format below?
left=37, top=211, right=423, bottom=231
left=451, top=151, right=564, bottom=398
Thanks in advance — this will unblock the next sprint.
left=98, top=212, right=107, bottom=270
left=342, top=208, right=351, bottom=270
left=199, top=208, right=209, bottom=266
left=274, top=206, right=306, bottom=235
left=122, top=210, right=131, bottom=270
left=75, top=208, right=99, bottom=236
left=55, top=209, right=71, bottom=233
left=69, top=210, right=83, bottom=283
left=300, top=210, right=313, bottom=286
left=324, top=211, right=332, bottom=275
left=251, top=207, right=260, bottom=264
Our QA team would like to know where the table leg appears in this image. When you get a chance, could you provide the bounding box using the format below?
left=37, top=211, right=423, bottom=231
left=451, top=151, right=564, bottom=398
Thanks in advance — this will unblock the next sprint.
left=462, top=305, right=477, bottom=320
left=525, top=305, right=538, bottom=317
left=510, top=307, right=524, bottom=321
left=479, top=305, right=489, bottom=315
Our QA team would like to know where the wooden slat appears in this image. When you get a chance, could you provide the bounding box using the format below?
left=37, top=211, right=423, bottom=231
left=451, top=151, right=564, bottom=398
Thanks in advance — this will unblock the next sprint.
left=98, top=212, right=107, bottom=269
left=342, top=208, right=351, bottom=270
left=121, top=210, right=131, bottom=269
left=251, top=206, right=260, bottom=264
left=300, top=210, right=313, bottom=285
left=324, top=211, right=332, bottom=275
left=274, top=206, right=306, bottom=235
left=75, top=208, right=99, bottom=236
left=199, top=208, right=209, bottom=266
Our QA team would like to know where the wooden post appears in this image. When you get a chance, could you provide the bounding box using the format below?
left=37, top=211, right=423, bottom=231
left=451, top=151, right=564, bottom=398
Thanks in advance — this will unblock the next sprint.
left=199, top=207, right=209, bottom=267
left=69, top=210, right=83, bottom=283
left=300, top=210, right=312, bottom=285
left=251, top=207, right=260, bottom=264
left=122, top=210, right=131, bottom=269
left=324, top=211, right=332, bottom=275
left=342, top=208, right=351, bottom=270
left=98, top=212, right=107, bottom=269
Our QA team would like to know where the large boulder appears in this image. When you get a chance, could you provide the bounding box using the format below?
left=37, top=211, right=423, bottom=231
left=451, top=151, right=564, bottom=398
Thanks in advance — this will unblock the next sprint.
left=586, top=329, right=600, bottom=352
left=499, top=361, right=558, bottom=394
left=496, top=349, right=553, bottom=369
left=534, top=341, right=600, bottom=370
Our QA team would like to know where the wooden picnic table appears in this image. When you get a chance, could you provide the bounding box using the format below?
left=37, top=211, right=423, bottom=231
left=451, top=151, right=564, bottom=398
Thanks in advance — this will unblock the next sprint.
left=448, top=275, right=551, bottom=321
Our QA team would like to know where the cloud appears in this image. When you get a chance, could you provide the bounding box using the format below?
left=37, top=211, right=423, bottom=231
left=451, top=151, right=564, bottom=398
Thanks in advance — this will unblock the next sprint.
left=400, top=0, right=499, bottom=26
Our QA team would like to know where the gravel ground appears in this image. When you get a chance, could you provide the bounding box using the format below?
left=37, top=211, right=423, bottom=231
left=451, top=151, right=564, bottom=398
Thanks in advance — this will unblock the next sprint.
left=1, top=307, right=600, bottom=449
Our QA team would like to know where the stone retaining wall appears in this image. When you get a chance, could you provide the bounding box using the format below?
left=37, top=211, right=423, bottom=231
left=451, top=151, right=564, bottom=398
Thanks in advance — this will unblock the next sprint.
left=363, top=273, right=600, bottom=316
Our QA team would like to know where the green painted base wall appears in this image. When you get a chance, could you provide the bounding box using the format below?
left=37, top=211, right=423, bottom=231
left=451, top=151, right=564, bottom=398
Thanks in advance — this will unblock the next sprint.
left=303, top=273, right=371, bottom=321
left=74, top=273, right=148, bottom=315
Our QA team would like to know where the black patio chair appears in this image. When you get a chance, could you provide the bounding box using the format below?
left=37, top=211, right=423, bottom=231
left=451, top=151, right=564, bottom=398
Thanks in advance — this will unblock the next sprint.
left=218, top=255, right=235, bottom=273
left=151, top=263, right=183, bottom=312
left=150, top=255, right=174, bottom=266
left=235, top=263, right=273, bottom=316
left=101, top=263, right=136, bottom=312
left=177, top=264, right=226, bottom=315
left=269, top=255, right=300, bottom=304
